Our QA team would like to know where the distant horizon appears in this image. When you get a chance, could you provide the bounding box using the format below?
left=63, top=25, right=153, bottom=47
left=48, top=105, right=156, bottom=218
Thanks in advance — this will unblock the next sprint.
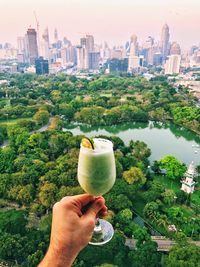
left=1, top=0, right=200, bottom=49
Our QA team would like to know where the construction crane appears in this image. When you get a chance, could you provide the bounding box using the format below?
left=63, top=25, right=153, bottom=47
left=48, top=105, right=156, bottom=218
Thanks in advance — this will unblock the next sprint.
left=34, top=11, right=41, bottom=56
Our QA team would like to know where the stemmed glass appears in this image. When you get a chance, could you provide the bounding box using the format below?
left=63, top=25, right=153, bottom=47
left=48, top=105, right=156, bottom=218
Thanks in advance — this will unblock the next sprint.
left=77, top=138, right=116, bottom=245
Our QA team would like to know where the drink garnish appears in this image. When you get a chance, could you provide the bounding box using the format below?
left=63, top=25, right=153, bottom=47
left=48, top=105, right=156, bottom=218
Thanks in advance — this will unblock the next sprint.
left=81, top=137, right=94, bottom=149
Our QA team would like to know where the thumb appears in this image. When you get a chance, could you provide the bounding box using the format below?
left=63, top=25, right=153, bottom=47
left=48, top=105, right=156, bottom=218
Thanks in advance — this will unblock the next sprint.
left=82, top=197, right=105, bottom=223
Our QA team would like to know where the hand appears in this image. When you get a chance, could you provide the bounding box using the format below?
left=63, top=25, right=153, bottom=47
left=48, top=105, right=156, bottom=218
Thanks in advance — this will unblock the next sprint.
left=38, top=194, right=107, bottom=267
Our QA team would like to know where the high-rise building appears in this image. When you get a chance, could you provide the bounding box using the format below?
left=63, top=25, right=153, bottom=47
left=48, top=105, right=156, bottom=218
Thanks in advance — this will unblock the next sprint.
left=17, top=37, right=25, bottom=53
left=161, top=24, right=170, bottom=61
left=35, top=57, right=49, bottom=75
left=77, top=45, right=88, bottom=70
left=26, top=28, right=38, bottom=65
left=54, top=28, right=58, bottom=43
left=153, top=52, right=163, bottom=66
left=77, top=35, right=95, bottom=70
left=170, top=42, right=181, bottom=55
left=128, top=56, right=140, bottom=72
left=108, top=58, right=128, bottom=73
left=128, top=34, right=139, bottom=72
left=129, top=34, right=138, bottom=56
left=86, top=35, right=94, bottom=52
left=41, top=27, right=50, bottom=60
left=61, top=46, right=77, bottom=65
left=88, top=52, right=100, bottom=70
left=164, top=55, right=181, bottom=75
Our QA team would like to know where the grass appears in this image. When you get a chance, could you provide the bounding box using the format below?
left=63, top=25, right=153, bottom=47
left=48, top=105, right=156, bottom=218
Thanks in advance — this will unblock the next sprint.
left=0, top=117, right=32, bottom=126
left=100, top=93, right=112, bottom=97
left=154, top=175, right=200, bottom=206
left=154, top=175, right=180, bottom=193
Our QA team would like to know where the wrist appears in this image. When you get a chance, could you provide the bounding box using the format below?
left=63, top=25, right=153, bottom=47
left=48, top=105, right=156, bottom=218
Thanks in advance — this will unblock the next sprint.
left=39, top=244, right=78, bottom=267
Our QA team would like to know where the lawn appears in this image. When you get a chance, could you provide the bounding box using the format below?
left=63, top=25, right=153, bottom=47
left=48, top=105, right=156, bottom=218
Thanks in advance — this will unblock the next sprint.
left=154, top=175, right=180, bottom=193
left=0, top=117, right=32, bottom=126
left=154, top=175, right=200, bottom=206
left=100, top=93, right=112, bottom=97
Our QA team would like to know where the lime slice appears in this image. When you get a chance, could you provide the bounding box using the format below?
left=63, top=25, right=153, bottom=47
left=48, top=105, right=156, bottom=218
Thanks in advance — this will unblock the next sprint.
left=81, top=137, right=94, bottom=149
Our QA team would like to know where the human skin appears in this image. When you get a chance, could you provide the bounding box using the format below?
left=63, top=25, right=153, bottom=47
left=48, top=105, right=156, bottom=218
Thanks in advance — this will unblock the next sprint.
left=38, top=194, right=107, bottom=267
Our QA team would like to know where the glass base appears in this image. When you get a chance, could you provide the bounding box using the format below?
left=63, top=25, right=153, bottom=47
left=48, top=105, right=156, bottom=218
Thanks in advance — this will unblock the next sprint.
left=89, top=219, right=114, bottom=246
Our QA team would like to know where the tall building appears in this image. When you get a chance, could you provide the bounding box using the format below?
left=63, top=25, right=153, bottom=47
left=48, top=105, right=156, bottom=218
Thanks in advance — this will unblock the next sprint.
left=61, top=46, right=77, bottom=65
left=17, top=37, right=25, bottom=53
left=86, top=35, right=94, bottom=52
left=128, top=34, right=139, bottom=72
left=41, top=27, right=50, bottom=60
left=128, top=56, right=140, bottom=72
left=129, top=34, right=138, bottom=56
left=170, top=42, right=181, bottom=55
left=88, top=52, right=100, bottom=70
left=54, top=28, right=58, bottom=43
left=26, top=28, right=38, bottom=65
left=35, top=57, right=49, bottom=75
left=108, top=58, right=128, bottom=73
left=77, top=35, right=95, bottom=70
left=161, top=24, right=170, bottom=61
left=153, top=52, right=163, bottom=66
left=164, top=55, right=181, bottom=75
left=77, top=45, right=88, bottom=70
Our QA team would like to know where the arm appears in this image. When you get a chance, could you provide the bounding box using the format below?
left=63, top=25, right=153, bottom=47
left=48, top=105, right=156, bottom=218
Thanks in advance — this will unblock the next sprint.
left=38, top=194, right=107, bottom=267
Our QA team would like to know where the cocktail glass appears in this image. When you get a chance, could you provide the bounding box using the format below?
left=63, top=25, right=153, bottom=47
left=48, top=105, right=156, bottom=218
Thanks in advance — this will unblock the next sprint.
left=78, top=138, right=116, bottom=245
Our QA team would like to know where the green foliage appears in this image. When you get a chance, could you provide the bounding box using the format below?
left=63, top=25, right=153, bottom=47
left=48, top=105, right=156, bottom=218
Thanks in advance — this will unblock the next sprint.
left=159, top=155, right=187, bottom=180
left=128, top=240, right=161, bottom=267
left=123, top=167, right=146, bottom=186
left=0, top=210, right=27, bottom=235
left=166, top=243, right=200, bottom=267
left=0, top=74, right=199, bottom=266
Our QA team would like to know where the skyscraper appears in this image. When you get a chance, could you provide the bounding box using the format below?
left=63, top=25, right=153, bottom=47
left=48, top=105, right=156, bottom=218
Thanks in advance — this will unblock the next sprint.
left=77, top=35, right=95, bottom=70
left=161, top=24, right=170, bottom=61
left=170, top=42, right=181, bottom=55
left=35, top=57, right=49, bottom=75
left=41, top=27, right=50, bottom=60
left=164, top=55, right=181, bottom=75
left=88, top=52, right=100, bottom=70
left=86, top=35, right=94, bottom=52
left=54, top=28, right=58, bottom=43
left=77, top=45, right=88, bottom=70
left=128, top=34, right=139, bottom=72
left=26, top=28, right=38, bottom=65
left=17, top=37, right=25, bottom=53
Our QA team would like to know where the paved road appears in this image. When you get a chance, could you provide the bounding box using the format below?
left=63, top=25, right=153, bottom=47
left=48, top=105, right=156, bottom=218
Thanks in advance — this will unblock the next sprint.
left=125, top=237, right=200, bottom=251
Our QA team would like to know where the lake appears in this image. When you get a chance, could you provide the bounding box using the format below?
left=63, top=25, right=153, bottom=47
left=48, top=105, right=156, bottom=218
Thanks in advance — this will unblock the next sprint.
left=63, top=121, right=200, bottom=165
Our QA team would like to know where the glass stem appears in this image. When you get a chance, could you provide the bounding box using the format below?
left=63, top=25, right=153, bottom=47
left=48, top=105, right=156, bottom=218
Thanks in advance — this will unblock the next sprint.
left=94, top=218, right=102, bottom=233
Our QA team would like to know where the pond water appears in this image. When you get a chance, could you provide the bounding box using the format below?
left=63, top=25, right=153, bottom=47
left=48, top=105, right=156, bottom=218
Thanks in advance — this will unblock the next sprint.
left=63, top=121, right=200, bottom=165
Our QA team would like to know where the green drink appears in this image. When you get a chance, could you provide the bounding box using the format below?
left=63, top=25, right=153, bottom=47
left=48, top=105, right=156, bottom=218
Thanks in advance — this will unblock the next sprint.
left=78, top=138, right=116, bottom=196
left=77, top=138, right=116, bottom=245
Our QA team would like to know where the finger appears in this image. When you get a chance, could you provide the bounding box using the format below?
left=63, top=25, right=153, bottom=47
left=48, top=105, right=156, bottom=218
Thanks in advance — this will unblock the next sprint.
left=82, top=197, right=105, bottom=222
left=98, top=206, right=108, bottom=218
left=61, top=194, right=95, bottom=209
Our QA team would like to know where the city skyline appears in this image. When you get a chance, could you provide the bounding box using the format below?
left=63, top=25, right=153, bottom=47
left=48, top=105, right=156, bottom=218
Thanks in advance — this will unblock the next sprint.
left=1, top=0, right=200, bottom=49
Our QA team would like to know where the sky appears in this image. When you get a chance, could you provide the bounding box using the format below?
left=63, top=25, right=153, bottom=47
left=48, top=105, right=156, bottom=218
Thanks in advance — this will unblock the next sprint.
left=0, top=0, right=200, bottom=49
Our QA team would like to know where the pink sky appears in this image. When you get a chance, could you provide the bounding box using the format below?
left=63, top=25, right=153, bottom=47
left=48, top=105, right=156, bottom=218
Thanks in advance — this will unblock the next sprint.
left=1, top=0, right=200, bottom=48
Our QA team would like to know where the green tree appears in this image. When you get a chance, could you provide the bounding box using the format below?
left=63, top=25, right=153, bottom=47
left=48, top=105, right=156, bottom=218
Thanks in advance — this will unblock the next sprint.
left=33, top=109, right=49, bottom=126
left=123, top=167, right=146, bottom=186
left=161, top=189, right=176, bottom=205
left=143, top=201, right=160, bottom=220
left=166, top=243, right=200, bottom=267
left=128, top=240, right=161, bottom=267
left=159, top=155, right=187, bottom=180
left=38, top=182, right=58, bottom=209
